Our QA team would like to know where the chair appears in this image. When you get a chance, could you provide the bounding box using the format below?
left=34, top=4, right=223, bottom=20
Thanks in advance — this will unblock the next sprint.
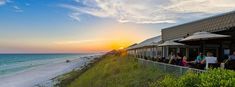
left=225, top=60, right=235, bottom=70
left=208, top=63, right=220, bottom=69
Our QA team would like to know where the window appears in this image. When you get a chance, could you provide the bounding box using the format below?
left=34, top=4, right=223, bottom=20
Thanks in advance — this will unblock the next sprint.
left=189, top=48, right=199, bottom=61
left=168, top=47, right=177, bottom=55
left=180, top=48, right=187, bottom=57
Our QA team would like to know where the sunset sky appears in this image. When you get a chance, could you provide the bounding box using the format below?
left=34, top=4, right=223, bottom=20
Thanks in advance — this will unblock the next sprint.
left=1, top=0, right=235, bottom=53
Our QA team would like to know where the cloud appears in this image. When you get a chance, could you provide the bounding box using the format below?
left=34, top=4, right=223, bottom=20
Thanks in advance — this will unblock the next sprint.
left=168, top=0, right=235, bottom=13
left=13, top=6, right=23, bottom=12
left=25, top=3, right=30, bottom=6
left=0, top=0, right=6, bottom=6
left=69, top=13, right=81, bottom=21
left=0, top=0, right=13, bottom=6
left=63, top=0, right=235, bottom=24
left=0, top=0, right=23, bottom=12
left=13, top=6, right=20, bottom=9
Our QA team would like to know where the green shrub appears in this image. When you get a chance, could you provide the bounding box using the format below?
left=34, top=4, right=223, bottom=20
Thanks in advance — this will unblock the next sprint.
left=155, top=75, right=177, bottom=87
left=176, top=71, right=200, bottom=87
left=198, top=69, right=235, bottom=87
left=158, top=68, right=235, bottom=87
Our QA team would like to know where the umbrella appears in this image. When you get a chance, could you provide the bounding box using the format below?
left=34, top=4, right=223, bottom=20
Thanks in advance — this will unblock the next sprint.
left=180, top=32, right=230, bottom=55
left=158, top=41, right=184, bottom=47
left=180, top=32, right=230, bottom=42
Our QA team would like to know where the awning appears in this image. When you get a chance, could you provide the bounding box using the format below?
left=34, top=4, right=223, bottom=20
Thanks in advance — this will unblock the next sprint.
left=158, top=41, right=184, bottom=47
left=180, top=32, right=230, bottom=42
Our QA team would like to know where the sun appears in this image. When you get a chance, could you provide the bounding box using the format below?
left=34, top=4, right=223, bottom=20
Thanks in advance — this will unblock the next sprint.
left=118, top=47, right=124, bottom=50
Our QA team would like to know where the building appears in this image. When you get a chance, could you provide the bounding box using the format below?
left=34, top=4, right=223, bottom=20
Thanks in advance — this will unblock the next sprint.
left=126, top=36, right=162, bottom=60
left=162, top=11, right=235, bottom=41
left=127, top=11, right=235, bottom=62
left=161, top=11, right=235, bottom=61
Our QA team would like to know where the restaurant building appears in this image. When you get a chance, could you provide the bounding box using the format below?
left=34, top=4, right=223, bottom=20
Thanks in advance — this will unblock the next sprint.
left=161, top=11, right=235, bottom=61
left=127, top=11, right=235, bottom=62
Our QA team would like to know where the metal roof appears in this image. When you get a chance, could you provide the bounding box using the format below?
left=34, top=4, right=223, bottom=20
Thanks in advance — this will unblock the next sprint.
left=127, top=35, right=162, bottom=50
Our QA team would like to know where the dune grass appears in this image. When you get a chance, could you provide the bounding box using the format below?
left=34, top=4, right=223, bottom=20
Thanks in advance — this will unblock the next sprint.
left=65, top=54, right=235, bottom=87
left=67, top=55, right=167, bottom=87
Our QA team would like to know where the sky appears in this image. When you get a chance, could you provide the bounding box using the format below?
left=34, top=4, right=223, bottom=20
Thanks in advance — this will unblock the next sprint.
left=1, top=0, right=235, bottom=53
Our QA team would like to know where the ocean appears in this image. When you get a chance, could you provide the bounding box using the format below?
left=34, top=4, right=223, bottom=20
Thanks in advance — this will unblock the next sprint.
left=0, top=54, right=93, bottom=77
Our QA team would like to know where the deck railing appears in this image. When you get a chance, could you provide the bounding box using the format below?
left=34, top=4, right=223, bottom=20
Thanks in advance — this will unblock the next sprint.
left=137, top=58, right=205, bottom=76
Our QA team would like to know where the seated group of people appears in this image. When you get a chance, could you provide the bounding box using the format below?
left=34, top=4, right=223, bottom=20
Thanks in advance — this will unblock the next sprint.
left=162, top=50, right=235, bottom=70
left=190, top=52, right=218, bottom=69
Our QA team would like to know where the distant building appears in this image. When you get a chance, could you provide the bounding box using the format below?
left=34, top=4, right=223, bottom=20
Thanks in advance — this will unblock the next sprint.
left=127, top=35, right=162, bottom=60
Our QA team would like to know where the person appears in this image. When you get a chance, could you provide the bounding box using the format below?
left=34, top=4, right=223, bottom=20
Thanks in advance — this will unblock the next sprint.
left=156, top=55, right=162, bottom=62
left=195, top=52, right=205, bottom=63
left=181, top=56, right=188, bottom=66
left=228, top=50, right=235, bottom=61
left=168, top=52, right=176, bottom=64
left=176, top=53, right=183, bottom=65
left=201, top=52, right=217, bottom=69
left=224, top=50, right=235, bottom=70
left=66, top=60, right=70, bottom=63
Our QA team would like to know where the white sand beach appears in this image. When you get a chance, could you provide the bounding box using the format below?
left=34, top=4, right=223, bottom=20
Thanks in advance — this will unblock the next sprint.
left=0, top=55, right=101, bottom=87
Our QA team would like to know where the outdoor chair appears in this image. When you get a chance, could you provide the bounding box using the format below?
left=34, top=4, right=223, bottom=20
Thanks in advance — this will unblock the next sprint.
left=157, top=57, right=163, bottom=62
left=208, top=63, right=220, bottom=69
left=163, top=58, right=169, bottom=63
left=191, top=63, right=205, bottom=70
left=143, top=56, right=146, bottom=59
left=225, top=60, right=235, bottom=70
left=152, top=57, right=157, bottom=61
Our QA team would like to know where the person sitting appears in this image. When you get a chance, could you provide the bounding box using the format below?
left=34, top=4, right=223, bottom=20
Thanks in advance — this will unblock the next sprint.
left=201, top=52, right=218, bottom=69
left=224, top=50, right=235, bottom=70
left=195, top=52, right=205, bottom=63
left=181, top=56, right=188, bottom=66
left=188, top=53, right=205, bottom=69
left=156, top=55, right=163, bottom=62
left=176, top=53, right=183, bottom=65
left=228, top=50, right=235, bottom=61
left=168, top=53, right=176, bottom=64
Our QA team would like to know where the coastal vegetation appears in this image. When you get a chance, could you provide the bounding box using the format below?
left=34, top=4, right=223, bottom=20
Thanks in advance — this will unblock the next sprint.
left=155, top=68, right=235, bottom=87
left=54, top=56, right=103, bottom=87
left=58, top=53, right=235, bottom=87
left=67, top=55, right=167, bottom=87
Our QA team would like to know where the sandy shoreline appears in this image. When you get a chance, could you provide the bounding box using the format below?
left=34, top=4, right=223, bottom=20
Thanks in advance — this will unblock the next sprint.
left=0, top=55, right=102, bottom=87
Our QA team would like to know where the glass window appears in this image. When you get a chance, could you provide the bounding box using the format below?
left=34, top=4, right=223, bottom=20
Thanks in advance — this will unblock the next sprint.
left=180, top=48, right=187, bottom=57
left=168, top=48, right=177, bottom=55
left=204, top=48, right=218, bottom=57
left=189, top=48, right=199, bottom=61
left=157, top=47, right=162, bottom=57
